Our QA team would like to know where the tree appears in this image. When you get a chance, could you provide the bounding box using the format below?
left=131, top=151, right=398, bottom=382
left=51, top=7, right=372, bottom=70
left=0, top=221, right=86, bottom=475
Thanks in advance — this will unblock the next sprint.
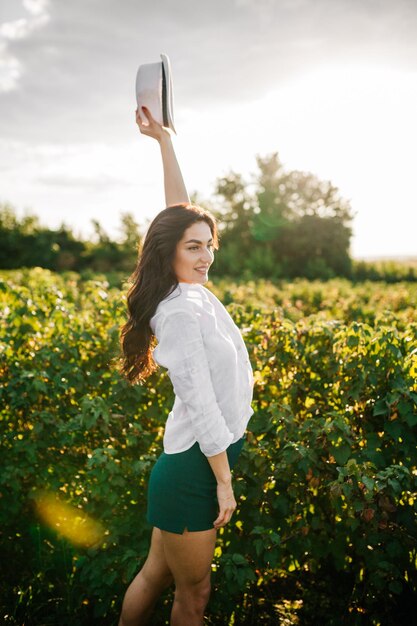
left=211, top=173, right=256, bottom=276
left=0, top=202, right=88, bottom=271
left=117, top=212, right=142, bottom=253
left=213, top=153, right=354, bottom=279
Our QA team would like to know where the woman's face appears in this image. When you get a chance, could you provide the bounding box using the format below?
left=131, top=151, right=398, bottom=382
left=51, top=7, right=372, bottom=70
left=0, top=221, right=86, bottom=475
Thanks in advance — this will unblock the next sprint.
left=172, top=221, right=215, bottom=285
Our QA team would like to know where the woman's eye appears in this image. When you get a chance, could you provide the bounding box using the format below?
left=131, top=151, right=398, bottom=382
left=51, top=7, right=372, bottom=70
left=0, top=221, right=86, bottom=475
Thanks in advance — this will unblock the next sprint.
left=188, top=245, right=213, bottom=251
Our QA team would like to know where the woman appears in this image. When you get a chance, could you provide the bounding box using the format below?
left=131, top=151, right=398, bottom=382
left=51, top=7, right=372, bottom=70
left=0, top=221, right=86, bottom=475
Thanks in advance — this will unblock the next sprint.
left=117, top=106, right=255, bottom=626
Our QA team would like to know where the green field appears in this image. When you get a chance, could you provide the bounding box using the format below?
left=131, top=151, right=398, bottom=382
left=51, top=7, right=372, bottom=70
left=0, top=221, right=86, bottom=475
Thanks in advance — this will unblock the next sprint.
left=1, top=268, right=416, bottom=625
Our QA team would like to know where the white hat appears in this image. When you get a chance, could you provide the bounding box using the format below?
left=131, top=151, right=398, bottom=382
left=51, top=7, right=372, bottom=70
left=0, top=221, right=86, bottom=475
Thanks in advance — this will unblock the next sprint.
left=135, top=53, right=176, bottom=134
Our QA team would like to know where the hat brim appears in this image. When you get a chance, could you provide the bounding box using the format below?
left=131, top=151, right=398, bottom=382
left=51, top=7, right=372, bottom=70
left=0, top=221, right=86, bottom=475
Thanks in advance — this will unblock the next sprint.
left=160, top=53, right=176, bottom=134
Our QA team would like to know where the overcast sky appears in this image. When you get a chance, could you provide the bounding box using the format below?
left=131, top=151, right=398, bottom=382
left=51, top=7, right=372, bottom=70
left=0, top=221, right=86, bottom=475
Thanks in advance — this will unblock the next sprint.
left=1, top=0, right=416, bottom=258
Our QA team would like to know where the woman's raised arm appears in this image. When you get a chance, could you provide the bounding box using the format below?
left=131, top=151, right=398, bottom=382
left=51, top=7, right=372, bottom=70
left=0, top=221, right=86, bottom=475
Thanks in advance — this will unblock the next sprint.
left=136, top=106, right=190, bottom=206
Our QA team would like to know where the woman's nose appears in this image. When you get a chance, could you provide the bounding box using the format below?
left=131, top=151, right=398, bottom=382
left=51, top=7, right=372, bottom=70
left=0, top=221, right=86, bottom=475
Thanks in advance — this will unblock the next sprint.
left=200, top=250, right=212, bottom=263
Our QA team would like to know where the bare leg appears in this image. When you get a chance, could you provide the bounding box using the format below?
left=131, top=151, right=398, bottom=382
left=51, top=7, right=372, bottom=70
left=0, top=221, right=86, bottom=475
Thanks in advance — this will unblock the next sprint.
left=118, top=527, right=174, bottom=626
left=161, top=527, right=217, bottom=626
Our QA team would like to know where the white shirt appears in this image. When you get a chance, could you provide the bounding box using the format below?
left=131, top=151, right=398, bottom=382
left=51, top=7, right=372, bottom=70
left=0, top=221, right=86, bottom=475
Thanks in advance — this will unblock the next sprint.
left=149, top=282, right=255, bottom=457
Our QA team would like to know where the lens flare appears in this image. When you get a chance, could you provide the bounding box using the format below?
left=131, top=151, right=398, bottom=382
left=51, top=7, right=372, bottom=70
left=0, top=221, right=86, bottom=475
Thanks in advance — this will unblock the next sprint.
left=34, top=491, right=105, bottom=547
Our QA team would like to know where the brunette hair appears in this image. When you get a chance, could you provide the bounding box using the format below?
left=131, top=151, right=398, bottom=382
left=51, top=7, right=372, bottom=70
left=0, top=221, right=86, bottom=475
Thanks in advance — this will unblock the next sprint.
left=118, top=203, right=219, bottom=384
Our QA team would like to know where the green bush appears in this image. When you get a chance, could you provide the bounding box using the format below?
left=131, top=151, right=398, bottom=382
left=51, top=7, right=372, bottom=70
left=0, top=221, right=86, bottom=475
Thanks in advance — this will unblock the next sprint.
left=1, top=269, right=416, bottom=625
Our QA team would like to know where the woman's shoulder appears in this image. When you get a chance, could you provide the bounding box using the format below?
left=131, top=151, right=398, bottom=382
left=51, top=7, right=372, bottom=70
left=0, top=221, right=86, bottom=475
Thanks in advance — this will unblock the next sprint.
left=151, top=283, right=208, bottom=325
left=162, top=283, right=205, bottom=310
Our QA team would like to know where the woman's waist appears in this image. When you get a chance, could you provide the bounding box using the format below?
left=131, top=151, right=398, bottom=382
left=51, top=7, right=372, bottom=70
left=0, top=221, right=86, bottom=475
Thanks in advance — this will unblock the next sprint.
left=163, top=410, right=252, bottom=454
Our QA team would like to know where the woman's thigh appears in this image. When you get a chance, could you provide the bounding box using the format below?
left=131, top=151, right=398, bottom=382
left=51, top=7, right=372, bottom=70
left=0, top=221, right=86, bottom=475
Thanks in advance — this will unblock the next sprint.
left=160, top=528, right=217, bottom=586
left=141, top=526, right=174, bottom=586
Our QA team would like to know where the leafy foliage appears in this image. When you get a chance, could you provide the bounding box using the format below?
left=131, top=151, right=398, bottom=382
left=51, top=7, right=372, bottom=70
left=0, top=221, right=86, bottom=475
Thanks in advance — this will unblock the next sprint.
left=0, top=202, right=141, bottom=273
left=1, top=269, right=417, bottom=625
left=212, top=152, right=353, bottom=279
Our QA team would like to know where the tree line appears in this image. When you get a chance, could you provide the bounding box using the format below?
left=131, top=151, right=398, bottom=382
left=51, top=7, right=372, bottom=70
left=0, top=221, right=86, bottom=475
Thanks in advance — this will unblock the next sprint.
left=1, top=152, right=416, bottom=282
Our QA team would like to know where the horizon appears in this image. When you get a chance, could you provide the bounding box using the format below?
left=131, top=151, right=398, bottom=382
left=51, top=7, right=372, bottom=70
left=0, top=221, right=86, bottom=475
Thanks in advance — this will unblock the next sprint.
left=3, top=197, right=416, bottom=264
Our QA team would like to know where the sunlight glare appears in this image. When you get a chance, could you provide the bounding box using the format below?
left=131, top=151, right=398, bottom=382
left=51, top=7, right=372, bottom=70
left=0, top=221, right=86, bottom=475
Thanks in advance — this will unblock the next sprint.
left=34, top=490, right=105, bottom=547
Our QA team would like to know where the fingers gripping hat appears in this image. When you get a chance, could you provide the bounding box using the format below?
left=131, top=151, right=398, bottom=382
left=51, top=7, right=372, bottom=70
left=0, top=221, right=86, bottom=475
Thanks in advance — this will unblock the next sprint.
left=135, top=53, right=176, bottom=134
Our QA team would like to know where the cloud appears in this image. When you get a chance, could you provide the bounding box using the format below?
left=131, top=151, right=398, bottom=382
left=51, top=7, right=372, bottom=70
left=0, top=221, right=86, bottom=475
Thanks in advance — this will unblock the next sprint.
left=1, top=0, right=416, bottom=141
left=0, top=138, right=140, bottom=199
left=37, top=172, right=134, bottom=190
left=0, top=0, right=50, bottom=92
left=0, top=53, right=22, bottom=92
left=0, top=0, right=417, bottom=167
left=23, top=0, right=50, bottom=18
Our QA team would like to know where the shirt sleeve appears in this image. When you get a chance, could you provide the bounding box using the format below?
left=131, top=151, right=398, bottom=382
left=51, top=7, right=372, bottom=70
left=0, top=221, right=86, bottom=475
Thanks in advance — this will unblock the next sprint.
left=155, top=308, right=234, bottom=457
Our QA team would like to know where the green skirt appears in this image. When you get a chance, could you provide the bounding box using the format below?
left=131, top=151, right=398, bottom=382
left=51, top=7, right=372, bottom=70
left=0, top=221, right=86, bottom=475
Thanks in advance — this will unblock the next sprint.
left=146, top=435, right=246, bottom=534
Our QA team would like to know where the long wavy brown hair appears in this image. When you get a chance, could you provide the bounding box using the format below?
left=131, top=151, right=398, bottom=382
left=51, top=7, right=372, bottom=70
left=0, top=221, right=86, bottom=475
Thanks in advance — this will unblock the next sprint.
left=118, top=203, right=219, bottom=384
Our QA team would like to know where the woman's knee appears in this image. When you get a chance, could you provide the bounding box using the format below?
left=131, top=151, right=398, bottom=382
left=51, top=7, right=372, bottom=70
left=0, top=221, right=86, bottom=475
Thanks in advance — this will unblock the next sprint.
left=175, top=573, right=211, bottom=611
left=141, top=561, right=174, bottom=590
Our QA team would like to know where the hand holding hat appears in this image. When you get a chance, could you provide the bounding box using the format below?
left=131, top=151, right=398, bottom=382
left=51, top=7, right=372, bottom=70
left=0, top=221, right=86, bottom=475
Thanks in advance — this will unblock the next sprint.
left=136, top=106, right=171, bottom=142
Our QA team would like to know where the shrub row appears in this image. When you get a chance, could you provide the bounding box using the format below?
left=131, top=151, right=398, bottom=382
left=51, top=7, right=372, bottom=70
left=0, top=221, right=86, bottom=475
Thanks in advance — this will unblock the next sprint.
left=1, top=268, right=416, bottom=625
